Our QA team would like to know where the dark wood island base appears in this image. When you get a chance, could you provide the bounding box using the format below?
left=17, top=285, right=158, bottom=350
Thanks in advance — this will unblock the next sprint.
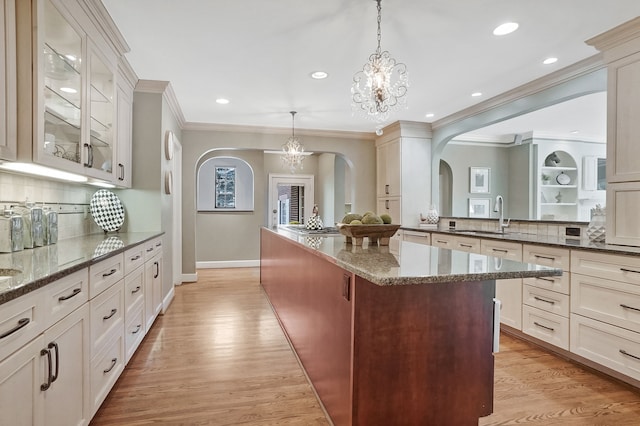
left=260, top=228, right=497, bottom=425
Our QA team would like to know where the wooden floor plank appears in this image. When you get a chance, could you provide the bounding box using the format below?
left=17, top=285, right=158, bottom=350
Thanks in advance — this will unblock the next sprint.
left=91, top=268, right=640, bottom=425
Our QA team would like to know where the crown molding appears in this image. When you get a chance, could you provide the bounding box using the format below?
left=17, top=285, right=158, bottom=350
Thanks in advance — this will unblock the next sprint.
left=117, top=56, right=138, bottom=89
left=134, top=80, right=186, bottom=128
left=183, top=121, right=375, bottom=141
left=586, top=16, right=640, bottom=61
left=82, top=0, right=130, bottom=55
left=375, top=120, right=433, bottom=145
left=431, top=55, right=604, bottom=131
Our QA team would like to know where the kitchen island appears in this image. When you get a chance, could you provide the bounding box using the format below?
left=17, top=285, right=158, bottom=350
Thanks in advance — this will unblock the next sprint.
left=260, top=227, right=561, bottom=425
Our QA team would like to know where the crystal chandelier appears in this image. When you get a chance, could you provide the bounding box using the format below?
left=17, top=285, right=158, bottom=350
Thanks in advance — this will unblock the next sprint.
left=351, top=0, right=408, bottom=125
left=281, top=111, right=304, bottom=173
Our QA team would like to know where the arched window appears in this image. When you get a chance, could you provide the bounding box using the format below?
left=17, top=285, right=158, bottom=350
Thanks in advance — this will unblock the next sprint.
left=197, top=156, right=254, bottom=211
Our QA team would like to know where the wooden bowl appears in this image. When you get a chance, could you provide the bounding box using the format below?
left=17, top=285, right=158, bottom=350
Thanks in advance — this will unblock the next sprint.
left=336, top=223, right=401, bottom=246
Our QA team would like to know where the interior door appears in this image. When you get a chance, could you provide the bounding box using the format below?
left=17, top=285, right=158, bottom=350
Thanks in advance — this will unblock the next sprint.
left=268, top=174, right=314, bottom=228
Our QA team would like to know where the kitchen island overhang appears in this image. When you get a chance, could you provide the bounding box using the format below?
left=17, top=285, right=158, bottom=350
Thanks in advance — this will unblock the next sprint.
left=260, top=227, right=561, bottom=425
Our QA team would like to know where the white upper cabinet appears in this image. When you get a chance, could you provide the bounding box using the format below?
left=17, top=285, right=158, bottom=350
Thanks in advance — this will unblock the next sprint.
left=0, top=0, right=17, bottom=160
left=37, top=0, right=85, bottom=172
left=14, top=0, right=135, bottom=185
left=587, top=17, right=640, bottom=246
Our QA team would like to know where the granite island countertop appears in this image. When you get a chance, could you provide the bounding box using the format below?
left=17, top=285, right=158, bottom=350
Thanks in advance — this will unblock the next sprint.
left=268, top=227, right=561, bottom=286
left=0, top=232, right=163, bottom=306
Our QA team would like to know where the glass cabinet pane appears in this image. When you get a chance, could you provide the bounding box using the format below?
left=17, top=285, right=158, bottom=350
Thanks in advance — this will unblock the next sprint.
left=88, top=51, right=114, bottom=173
left=42, top=0, right=82, bottom=164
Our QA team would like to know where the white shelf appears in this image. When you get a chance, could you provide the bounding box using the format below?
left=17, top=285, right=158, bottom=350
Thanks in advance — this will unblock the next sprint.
left=541, top=166, right=577, bottom=171
left=541, top=203, right=578, bottom=206
left=541, top=184, right=577, bottom=188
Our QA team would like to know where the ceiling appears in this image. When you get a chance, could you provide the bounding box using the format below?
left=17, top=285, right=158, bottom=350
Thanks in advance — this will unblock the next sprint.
left=101, top=0, right=639, bottom=137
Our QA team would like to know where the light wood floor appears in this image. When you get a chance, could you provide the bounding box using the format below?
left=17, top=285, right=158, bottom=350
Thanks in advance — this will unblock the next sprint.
left=91, top=268, right=640, bottom=425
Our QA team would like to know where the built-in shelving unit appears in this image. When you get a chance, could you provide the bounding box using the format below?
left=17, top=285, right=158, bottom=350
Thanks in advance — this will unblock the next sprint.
left=538, top=151, right=578, bottom=220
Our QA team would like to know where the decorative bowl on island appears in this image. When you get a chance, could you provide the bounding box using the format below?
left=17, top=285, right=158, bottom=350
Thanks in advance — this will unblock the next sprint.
left=336, top=223, right=401, bottom=246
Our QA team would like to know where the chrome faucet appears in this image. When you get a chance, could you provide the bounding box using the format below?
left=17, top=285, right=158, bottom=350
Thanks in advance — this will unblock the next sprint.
left=494, top=195, right=510, bottom=233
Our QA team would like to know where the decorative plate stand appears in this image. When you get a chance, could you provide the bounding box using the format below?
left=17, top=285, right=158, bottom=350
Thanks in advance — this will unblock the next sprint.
left=90, top=189, right=125, bottom=232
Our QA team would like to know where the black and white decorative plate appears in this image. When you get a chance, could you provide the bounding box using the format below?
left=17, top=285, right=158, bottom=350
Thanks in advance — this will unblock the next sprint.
left=93, top=236, right=125, bottom=256
left=90, top=189, right=125, bottom=232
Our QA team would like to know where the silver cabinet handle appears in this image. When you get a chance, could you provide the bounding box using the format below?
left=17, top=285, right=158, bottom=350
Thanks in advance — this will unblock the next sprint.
left=534, top=255, right=555, bottom=261
left=103, top=308, right=117, bottom=320
left=620, top=304, right=640, bottom=312
left=534, top=296, right=555, bottom=305
left=103, top=358, right=117, bottom=374
left=533, top=321, right=555, bottom=332
left=620, top=349, right=640, bottom=361
left=0, top=318, right=30, bottom=339
left=620, top=268, right=640, bottom=275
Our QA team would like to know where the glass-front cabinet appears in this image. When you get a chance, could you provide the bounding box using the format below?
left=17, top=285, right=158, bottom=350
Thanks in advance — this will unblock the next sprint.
left=36, top=0, right=114, bottom=180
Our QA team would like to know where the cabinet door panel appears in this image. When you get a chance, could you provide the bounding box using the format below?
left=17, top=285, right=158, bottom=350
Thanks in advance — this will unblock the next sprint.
left=0, top=335, right=45, bottom=426
left=43, top=304, right=90, bottom=426
left=608, top=54, right=640, bottom=183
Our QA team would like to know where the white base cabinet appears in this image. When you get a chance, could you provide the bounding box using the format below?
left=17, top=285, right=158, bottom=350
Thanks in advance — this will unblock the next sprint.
left=0, top=303, right=90, bottom=426
left=144, top=237, right=163, bottom=330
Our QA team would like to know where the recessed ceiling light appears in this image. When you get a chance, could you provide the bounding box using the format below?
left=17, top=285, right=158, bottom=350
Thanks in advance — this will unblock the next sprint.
left=493, top=22, right=519, bottom=36
left=570, top=130, right=579, bottom=134
left=471, top=92, right=482, bottom=97
left=543, top=57, right=558, bottom=65
left=216, top=98, right=230, bottom=105
left=310, top=71, right=328, bottom=79
left=425, top=113, right=434, bottom=118
left=60, top=87, right=77, bottom=94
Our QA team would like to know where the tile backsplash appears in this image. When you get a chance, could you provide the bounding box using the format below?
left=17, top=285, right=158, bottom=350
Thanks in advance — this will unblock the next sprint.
left=0, top=172, right=102, bottom=240
left=439, top=216, right=588, bottom=239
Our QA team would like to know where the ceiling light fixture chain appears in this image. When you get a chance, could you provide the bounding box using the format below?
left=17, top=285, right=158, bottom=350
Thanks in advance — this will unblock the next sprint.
left=281, top=111, right=305, bottom=174
left=351, top=0, right=409, bottom=126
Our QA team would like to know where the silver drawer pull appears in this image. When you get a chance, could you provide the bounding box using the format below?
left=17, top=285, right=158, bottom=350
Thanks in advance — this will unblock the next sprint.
left=537, top=277, right=555, bottom=283
left=102, top=268, right=117, bottom=277
left=533, top=321, right=555, bottom=332
left=130, top=255, right=141, bottom=261
left=492, top=248, right=508, bottom=253
left=146, top=247, right=154, bottom=253
left=103, top=308, right=117, bottom=320
left=436, top=240, right=448, bottom=244
left=103, top=358, right=117, bottom=374
left=619, top=349, right=640, bottom=361
left=58, top=288, right=81, bottom=301
left=459, top=244, right=472, bottom=248
left=620, top=268, right=640, bottom=275
left=534, top=255, right=555, bottom=261
left=534, top=296, right=555, bottom=305
left=131, top=286, right=141, bottom=294
left=0, top=318, right=30, bottom=339
left=620, top=304, right=640, bottom=312
left=131, top=324, right=142, bottom=335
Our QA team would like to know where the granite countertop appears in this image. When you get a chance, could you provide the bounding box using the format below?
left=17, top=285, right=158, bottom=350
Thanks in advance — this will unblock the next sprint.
left=0, top=232, right=163, bottom=306
left=269, top=227, right=561, bottom=286
left=402, top=227, right=640, bottom=256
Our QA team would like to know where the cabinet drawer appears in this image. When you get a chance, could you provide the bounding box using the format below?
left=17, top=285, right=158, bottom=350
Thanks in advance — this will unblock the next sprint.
left=480, top=239, right=522, bottom=261
left=571, top=314, right=640, bottom=382
left=431, top=234, right=455, bottom=249
left=124, top=265, right=144, bottom=314
left=44, top=268, right=89, bottom=327
left=90, top=281, right=124, bottom=356
left=143, top=237, right=163, bottom=261
left=403, top=231, right=430, bottom=245
left=123, top=245, right=145, bottom=275
left=453, top=236, right=481, bottom=253
left=90, top=331, right=124, bottom=416
left=522, top=305, right=569, bottom=350
left=124, top=301, right=145, bottom=364
left=0, top=289, right=45, bottom=362
left=523, top=244, right=570, bottom=271
left=523, top=273, right=570, bottom=295
left=89, top=254, right=124, bottom=298
left=523, top=284, right=569, bottom=318
left=571, top=273, right=640, bottom=332
left=571, top=249, right=640, bottom=286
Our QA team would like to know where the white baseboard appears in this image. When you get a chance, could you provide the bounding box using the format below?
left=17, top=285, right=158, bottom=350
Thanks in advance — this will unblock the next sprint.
left=196, top=260, right=260, bottom=269
left=162, top=286, right=175, bottom=313
left=181, top=272, right=198, bottom=283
